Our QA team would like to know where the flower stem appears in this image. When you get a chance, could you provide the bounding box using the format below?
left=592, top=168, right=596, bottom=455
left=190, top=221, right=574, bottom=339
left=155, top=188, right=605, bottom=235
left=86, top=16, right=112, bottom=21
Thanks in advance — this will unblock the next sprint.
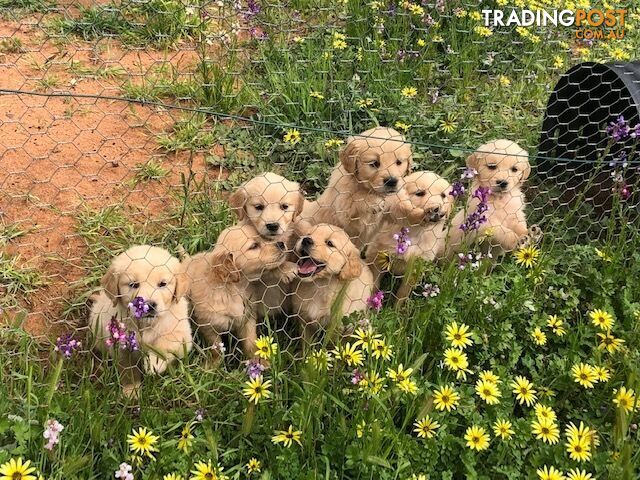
left=46, top=357, right=64, bottom=409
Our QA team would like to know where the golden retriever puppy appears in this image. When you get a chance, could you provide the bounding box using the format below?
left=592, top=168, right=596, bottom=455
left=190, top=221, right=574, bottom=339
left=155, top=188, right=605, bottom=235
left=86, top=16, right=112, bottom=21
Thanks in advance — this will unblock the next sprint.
left=185, top=223, right=291, bottom=363
left=302, top=127, right=413, bottom=251
left=229, top=172, right=305, bottom=244
left=89, top=245, right=192, bottom=394
left=367, top=171, right=453, bottom=284
left=447, top=139, right=531, bottom=255
left=289, top=223, right=375, bottom=342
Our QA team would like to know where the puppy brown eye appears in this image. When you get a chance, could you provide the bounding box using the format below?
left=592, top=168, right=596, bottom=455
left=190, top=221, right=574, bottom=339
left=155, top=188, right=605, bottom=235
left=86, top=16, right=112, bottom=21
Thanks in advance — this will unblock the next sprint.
left=158, top=280, right=167, bottom=288
left=249, top=242, right=260, bottom=250
left=370, top=160, right=380, bottom=169
left=395, top=159, right=403, bottom=166
left=440, top=193, right=446, bottom=199
left=281, top=204, right=289, bottom=211
left=254, top=204, right=265, bottom=211
left=415, top=190, right=426, bottom=197
left=487, top=165, right=497, bottom=170
left=129, top=282, right=140, bottom=289
left=326, top=240, right=335, bottom=248
left=511, top=167, right=518, bottom=172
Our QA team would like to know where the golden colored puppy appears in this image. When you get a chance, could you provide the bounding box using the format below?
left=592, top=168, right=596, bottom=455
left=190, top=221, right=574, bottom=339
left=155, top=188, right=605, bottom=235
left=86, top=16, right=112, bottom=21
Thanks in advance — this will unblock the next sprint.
left=290, top=223, right=374, bottom=341
left=367, top=171, right=453, bottom=284
left=302, top=127, right=413, bottom=251
left=89, top=245, right=192, bottom=394
left=185, top=223, right=291, bottom=363
left=229, top=172, right=305, bottom=243
left=447, top=139, right=531, bottom=255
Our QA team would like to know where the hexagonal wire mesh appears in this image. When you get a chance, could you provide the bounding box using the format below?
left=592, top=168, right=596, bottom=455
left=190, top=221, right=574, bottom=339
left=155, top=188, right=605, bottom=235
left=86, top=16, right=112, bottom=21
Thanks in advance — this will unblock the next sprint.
left=0, top=0, right=638, bottom=404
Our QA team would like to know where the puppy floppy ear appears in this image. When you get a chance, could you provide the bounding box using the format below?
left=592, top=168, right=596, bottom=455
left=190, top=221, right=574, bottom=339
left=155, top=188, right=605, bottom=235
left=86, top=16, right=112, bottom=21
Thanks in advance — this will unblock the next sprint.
left=207, top=250, right=240, bottom=284
left=465, top=150, right=483, bottom=172
left=228, top=187, right=247, bottom=221
left=101, top=265, right=120, bottom=306
left=292, top=190, right=305, bottom=220
left=339, top=246, right=363, bottom=281
left=519, top=151, right=531, bottom=181
left=172, top=265, right=190, bottom=303
left=339, top=137, right=363, bottom=174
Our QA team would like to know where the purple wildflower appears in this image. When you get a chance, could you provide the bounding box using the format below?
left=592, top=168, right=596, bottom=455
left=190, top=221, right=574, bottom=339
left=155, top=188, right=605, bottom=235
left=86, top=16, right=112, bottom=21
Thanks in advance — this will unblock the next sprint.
left=245, top=358, right=266, bottom=379
left=367, top=290, right=384, bottom=312
left=43, top=419, right=64, bottom=450
left=619, top=183, right=632, bottom=200
left=632, top=123, right=640, bottom=139
left=458, top=251, right=491, bottom=270
left=606, top=116, right=631, bottom=142
left=421, top=283, right=440, bottom=298
left=393, top=227, right=411, bottom=255
left=250, top=27, right=267, bottom=40
left=435, top=0, right=445, bottom=12
left=195, top=408, right=206, bottom=422
left=449, top=181, right=465, bottom=199
left=430, top=88, right=439, bottom=104
left=55, top=333, right=81, bottom=359
left=115, top=462, right=133, bottom=480
left=105, top=316, right=138, bottom=351
left=351, top=369, right=364, bottom=385
left=461, top=167, right=478, bottom=180
left=460, top=187, right=491, bottom=232
left=246, top=0, right=260, bottom=16
left=422, top=13, right=435, bottom=26
left=128, top=296, right=150, bottom=319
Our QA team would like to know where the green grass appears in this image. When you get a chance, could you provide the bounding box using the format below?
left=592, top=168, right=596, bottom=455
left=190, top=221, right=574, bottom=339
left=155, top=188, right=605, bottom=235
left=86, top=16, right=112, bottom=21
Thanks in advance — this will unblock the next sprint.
left=133, top=160, right=169, bottom=183
left=0, top=37, right=24, bottom=54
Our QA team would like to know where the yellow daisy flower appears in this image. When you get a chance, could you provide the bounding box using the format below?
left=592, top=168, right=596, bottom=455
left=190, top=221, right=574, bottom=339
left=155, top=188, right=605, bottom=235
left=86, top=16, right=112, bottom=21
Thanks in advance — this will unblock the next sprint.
left=536, top=465, right=565, bottom=480
left=333, top=342, right=363, bottom=367
left=567, top=469, right=594, bottom=480
left=594, top=248, right=612, bottom=261
left=439, top=114, right=458, bottom=134
left=534, top=404, right=556, bottom=422
left=515, top=246, right=540, bottom=268
left=479, top=370, right=500, bottom=384
left=511, top=376, right=537, bottom=406
left=464, top=425, right=490, bottom=451
left=572, top=363, right=598, bottom=389
left=565, top=435, right=591, bottom=462
left=443, top=347, right=469, bottom=372
left=359, top=371, right=386, bottom=395
left=416, top=38, right=426, bottom=47
left=243, top=375, right=272, bottom=404
left=613, top=386, right=637, bottom=414
left=594, top=366, right=611, bottom=382
left=0, top=458, right=37, bottom=480
left=271, top=425, right=302, bottom=447
left=351, top=327, right=379, bottom=351
left=246, top=458, right=261, bottom=474
left=498, top=75, right=511, bottom=87
left=597, top=331, right=624, bottom=354
left=589, top=309, right=614, bottom=330
left=394, top=121, right=412, bottom=133
left=445, top=322, right=474, bottom=349
left=532, top=418, right=560, bottom=444
left=371, top=338, right=393, bottom=361
left=255, top=335, right=278, bottom=359
left=433, top=384, right=460, bottom=412
left=306, top=348, right=332, bottom=370
left=474, top=25, right=494, bottom=37
left=547, top=315, right=566, bottom=336
left=475, top=379, right=502, bottom=405
left=190, top=461, right=225, bottom=480
left=127, top=427, right=159, bottom=458
left=283, top=129, right=301, bottom=145
left=324, top=138, right=344, bottom=148
left=401, top=86, right=418, bottom=98
left=493, top=419, right=514, bottom=440
left=387, top=364, right=413, bottom=383
left=531, top=327, right=547, bottom=346
left=178, top=423, right=194, bottom=454
left=413, top=415, right=440, bottom=439
left=309, top=90, right=324, bottom=100
left=163, top=474, right=184, bottom=480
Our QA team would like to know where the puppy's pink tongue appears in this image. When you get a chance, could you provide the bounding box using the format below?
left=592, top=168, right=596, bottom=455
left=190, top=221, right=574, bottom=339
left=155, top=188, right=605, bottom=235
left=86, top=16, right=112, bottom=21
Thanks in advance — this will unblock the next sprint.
left=298, top=259, right=317, bottom=275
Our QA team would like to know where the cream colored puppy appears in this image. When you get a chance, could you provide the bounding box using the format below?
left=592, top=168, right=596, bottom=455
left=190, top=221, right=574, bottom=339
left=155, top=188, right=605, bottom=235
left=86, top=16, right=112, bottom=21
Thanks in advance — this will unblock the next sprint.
left=447, top=140, right=531, bottom=255
left=229, top=172, right=305, bottom=244
left=367, top=171, right=453, bottom=284
left=89, top=245, right=192, bottom=393
left=185, top=223, right=291, bottom=362
left=290, top=223, right=374, bottom=341
left=302, top=127, right=413, bottom=251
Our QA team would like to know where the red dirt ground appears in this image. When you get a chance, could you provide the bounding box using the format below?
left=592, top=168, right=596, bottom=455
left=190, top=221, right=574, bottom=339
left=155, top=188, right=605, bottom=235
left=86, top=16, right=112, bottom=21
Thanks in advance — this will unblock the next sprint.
left=0, top=14, right=226, bottom=339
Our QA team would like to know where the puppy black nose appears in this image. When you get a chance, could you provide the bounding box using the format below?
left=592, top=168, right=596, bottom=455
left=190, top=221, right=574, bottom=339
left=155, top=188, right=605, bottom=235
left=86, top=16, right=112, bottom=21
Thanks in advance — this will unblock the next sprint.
left=276, top=241, right=286, bottom=251
left=384, top=177, right=398, bottom=188
left=497, top=180, right=508, bottom=189
left=428, top=205, right=441, bottom=213
left=147, top=301, right=157, bottom=312
left=301, top=237, right=314, bottom=247
left=266, top=223, right=279, bottom=233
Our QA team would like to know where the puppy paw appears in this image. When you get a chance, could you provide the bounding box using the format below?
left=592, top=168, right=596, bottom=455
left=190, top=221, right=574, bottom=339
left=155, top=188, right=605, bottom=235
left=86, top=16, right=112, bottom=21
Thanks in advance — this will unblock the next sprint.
left=279, top=261, right=298, bottom=283
left=145, top=354, right=168, bottom=375
left=528, top=224, right=543, bottom=244
left=122, top=382, right=141, bottom=399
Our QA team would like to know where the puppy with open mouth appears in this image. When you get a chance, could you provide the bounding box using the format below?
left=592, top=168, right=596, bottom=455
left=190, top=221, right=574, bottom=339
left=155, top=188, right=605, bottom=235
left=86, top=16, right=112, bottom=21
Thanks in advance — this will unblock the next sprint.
left=366, top=171, right=454, bottom=287
left=289, top=223, right=374, bottom=343
left=89, top=245, right=192, bottom=396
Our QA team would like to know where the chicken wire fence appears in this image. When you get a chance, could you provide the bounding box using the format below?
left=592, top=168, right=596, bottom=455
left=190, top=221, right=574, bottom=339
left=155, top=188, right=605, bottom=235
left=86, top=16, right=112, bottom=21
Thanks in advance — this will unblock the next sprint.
left=0, top=1, right=639, bottom=391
